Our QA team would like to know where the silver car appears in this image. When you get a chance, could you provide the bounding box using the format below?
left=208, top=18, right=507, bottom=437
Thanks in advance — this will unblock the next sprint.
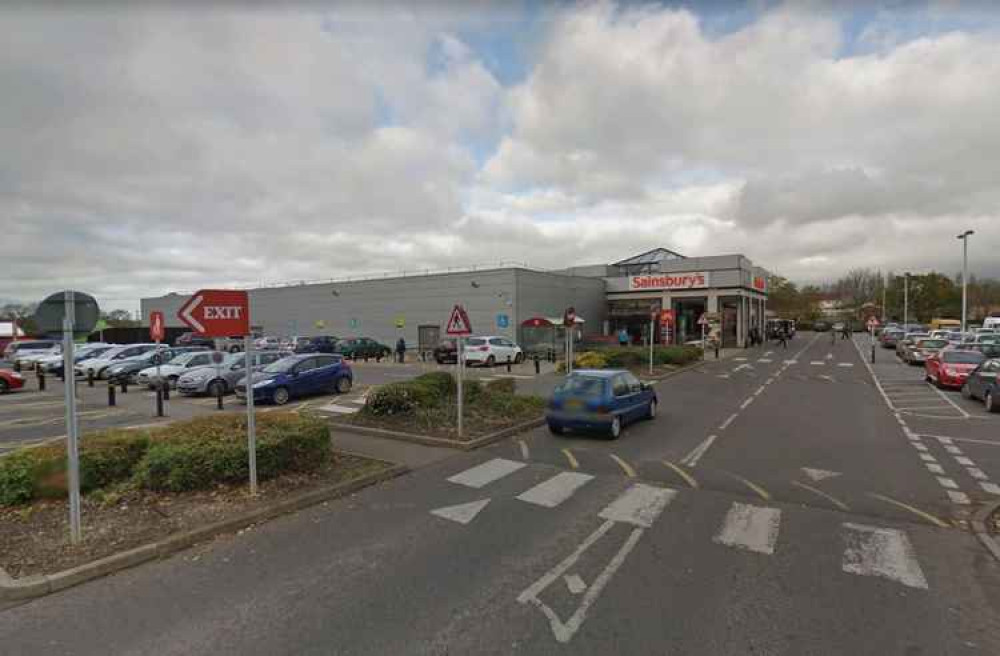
left=176, top=351, right=288, bottom=396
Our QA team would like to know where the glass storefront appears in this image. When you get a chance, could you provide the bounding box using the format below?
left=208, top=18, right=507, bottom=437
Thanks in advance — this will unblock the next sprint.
left=608, top=298, right=662, bottom=345
left=673, top=298, right=707, bottom=345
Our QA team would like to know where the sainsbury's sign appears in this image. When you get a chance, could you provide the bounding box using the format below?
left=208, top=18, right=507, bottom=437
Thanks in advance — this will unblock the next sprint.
left=629, top=272, right=709, bottom=291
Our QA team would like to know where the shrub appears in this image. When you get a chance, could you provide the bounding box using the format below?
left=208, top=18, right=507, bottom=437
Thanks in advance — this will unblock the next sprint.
left=0, top=451, right=41, bottom=506
left=364, top=383, right=417, bottom=416
left=603, top=349, right=645, bottom=368
left=412, top=371, right=456, bottom=398
left=462, top=379, right=483, bottom=403
left=574, top=351, right=609, bottom=369
left=484, top=377, right=516, bottom=395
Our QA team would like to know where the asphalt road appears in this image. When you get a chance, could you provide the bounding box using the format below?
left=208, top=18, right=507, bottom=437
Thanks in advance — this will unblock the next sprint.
left=2, top=333, right=999, bottom=654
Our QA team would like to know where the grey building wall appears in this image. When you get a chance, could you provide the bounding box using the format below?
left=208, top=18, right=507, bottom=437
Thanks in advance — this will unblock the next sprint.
left=514, top=270, right=607, bottom=336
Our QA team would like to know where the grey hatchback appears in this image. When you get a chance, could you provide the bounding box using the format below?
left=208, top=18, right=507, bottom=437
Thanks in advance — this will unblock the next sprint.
left=176, top=350, right=287, bottom=396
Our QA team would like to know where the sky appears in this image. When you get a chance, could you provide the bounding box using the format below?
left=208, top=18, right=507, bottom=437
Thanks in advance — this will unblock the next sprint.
left=3, top=0, right=999, bottom=313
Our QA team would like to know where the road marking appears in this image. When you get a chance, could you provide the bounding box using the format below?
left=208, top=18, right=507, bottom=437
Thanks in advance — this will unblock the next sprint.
left=719, top=414, right=738, bottom=431
left=936, top=477, right=958, bottom=489
left=564, top=574, right=586, bottom=595
left=681, top=434, right=717, bottom=467
left=717, top=374, right=730, bottom=379
left=842, top=523, right=928, bottom=590
left=826, top=353, right=834, bottom=360
left=740, top=397, right=753, bottom=410
left=944, top=445, right=962, bottom=455
left=561, top=448, right=579, bottom=469
left=764, top=351, right=774, bottom=357
left=430, top=498, right=491, bottom=525
left=519, top=440, right=530, bottom=460
left=936, top=436, right=953, bottom=445
left=918, top=453, right=936, bottom=462
left=733, top=357, right=747, bottom=362
left=598, top=483, right=677, bottom=528
left=757, top=358, right=772, bottom=364
left=801, top=467, right=841, bottom=482
left=517, top=472, right=594, bottom=508
left=714, top=502, right=781, bottom=555
left=967, top=468, right=988, bottom=480
left=661, top=460, right=698, bottom=489
left=791, top=480, right=850, bottom=511
left=837, top=362, right=854, bottom=367
left=720, top=470, right=771, bottom=501
left=447, top=458, right=526, bottom=488
left=783, top=360, right=797, bottom=365
left=955, top=456, right=974, bottom=466
left=930, top=383, right=971, bottom=419
left=753, top=386, right=766, bottom=396
left=609, top=454, right=637, bottom=478
left=920, top=435, right=1000, bottom=447
left=982, top=482, right=1000, bottom=495
left=925, top=463, right=945, bottom=474
left=868, top=493, right=949, bottom=528
left=913, top=443, right=928, bottom=452
left=947, top=491, right=971, bottom=504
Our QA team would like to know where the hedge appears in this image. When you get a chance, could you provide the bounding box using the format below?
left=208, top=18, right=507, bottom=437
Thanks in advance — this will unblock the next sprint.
left=362, top=373, right=520, bottom=417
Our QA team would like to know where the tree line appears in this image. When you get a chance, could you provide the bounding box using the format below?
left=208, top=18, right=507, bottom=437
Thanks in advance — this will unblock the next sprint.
left=768, top=268, right=1000, bottom=324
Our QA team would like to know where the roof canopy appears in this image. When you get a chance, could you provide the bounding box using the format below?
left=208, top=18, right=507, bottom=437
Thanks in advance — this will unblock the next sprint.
left=613, top=248, right=686, bottom=267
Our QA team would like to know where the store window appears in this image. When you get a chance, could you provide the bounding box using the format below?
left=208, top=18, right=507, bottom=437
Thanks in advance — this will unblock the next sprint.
left=673, top=298, right=707, bottom=345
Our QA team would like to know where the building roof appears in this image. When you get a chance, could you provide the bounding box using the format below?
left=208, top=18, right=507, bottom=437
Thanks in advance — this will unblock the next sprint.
left=612, top=248, right=686, bottom=267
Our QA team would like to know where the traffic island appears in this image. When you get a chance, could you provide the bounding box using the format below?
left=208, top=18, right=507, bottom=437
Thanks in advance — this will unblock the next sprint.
left=329, top=372, right=547, bottom=450
left=0, top=414, right=405, bottom=600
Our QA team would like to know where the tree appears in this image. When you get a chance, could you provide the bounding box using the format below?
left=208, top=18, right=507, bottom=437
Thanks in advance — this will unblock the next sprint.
left=103, top=309, right=140, bottom=328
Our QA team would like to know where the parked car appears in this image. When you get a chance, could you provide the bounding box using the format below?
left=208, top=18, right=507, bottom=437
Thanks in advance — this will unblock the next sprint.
left=462, top=336, right=524, bottom=367
left=175, top=332, right=215, bottom=349
left=896, top=332, right=929, bottom=358
left=813, top=321, right=831, bottom=332
left=282, top=336, right=312, bottom=353
left=880, top=329, right=905, bottom=348
left=294, top=335, right=339, bottom=354
left=335, top=337, right=391, bottom=360
left=0, top=369, right=26, bottom=394
left=254, top=336, right=282, bottom=350
left=2, top=339, right=58, bottom=360
left=13, top=344, right=62, bottom=369
left=963, top=333, right=1000, bottom=347
left=903, top=338, right=948, bottom=365
left=926, top=349, right=984, bottom=389
left=37, top=343, right=113, bottom=373
left=215, top=335, right=255, bottom=353
left=177, top=350, right=287, bottom=396
left=433, top=338, right=458, bottom=364
left=136, top=350, right=219, bottom=388
left=235, top=354, right=352, bottom=405
left=546, top=369, right=657, bottom=439
left=105, top=346, right=208, bottom=383
left=75, top=344, right=160, bottom=379
left=963, top=358, right=1000, bottom=412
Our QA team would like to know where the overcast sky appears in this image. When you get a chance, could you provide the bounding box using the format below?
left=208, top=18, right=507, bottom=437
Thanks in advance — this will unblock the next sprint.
left=3, top=1, right=999, bottom=313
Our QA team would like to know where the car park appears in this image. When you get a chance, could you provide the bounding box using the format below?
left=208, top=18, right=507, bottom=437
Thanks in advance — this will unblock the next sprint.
left=462, top=336, right=523, bottom=367
left=177, top=350, right=287, bottom=396
left=2, top=339, right=58, bottom=361
left=13, top=344, right=62, bottom=369
left=254, top=336, right=282, bottom=350
left=106, top=346, right=208, bottom=383
left=335, top=337, right=391, bottom=360
left=896, top=332, right=929, bottom=358
left=546, top=369, right=657, bottom=439
left=880, top=328, right=905, bottom=348
left=0, top=368, right=26, bottom=394
left=294, top=335, right=339, bottom=354
left=37, top=343, right=112, bottom=373
left=813, top=321, right=830, bottom=332
left=235, top=354, right=352, bottom=405
left=75, top=344, right=161, bottom=379
left=433, top=338, right=458, bottom=364
left=962, top=358, right=1000, bottom=412
left=175, top=332, right=215, bottom=349
left=136, top=350, right=219, bottom=388
left=925, top=349, right=984, bottom=389
left=903, top=338, right=948, bottom=365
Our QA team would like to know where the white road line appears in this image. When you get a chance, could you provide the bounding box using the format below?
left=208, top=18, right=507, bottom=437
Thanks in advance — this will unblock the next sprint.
left=754, top=386, right=766, bottom=396
left=837, top=362, right=854, bottom=367
left=936, top=477, right=958, bottom=489
left=757, top=359, right=772, bottom=364
left=948, top=491, right=972, bottom=504
left=810, top=361, right=825, bottom=366
left=925, top=463, right=945, bottom=474
left=519, top=440, right=530, bottom=460
left=842, top=523, right=928, bottom=590
left=913, top=443, right=928, bottom=452
left=764, top=351, right=774, bottom=356
left=713, top=502, right=781, bottom=555
left=733, top=357, right=747, bottom=362
left=967, top=468, right=988, bottom=480
left=944, top=445, right=962, bottom=455
left=981, top=482, right=1000, bottom=495
left=447, top=458, right=526, bottom=488
left=517, top=472, right=595, bottom=508
left=719, top=414, right=738, bottom=431
left=955, top=456, right=975, bottom=466
left=919, top=435, right=1000, bottom=447
left=936, top=436, right=954, bottom=445
left=681, top=434, right=718, bottom=467
left=598, top=483, right=677, bottom=528
left=918, top=453, right=937, bottom=462
left=430, top=499, right=491, bottom=525
left=740, top=398, right=754, bottom=410
left=930, top=383, right=971, bottom=419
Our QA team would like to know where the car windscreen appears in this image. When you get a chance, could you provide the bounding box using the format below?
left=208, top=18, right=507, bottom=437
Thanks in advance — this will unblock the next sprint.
left=942, top=351, right=985, bottom=364
left=917, top=340, right=948, bottom=349
left=556, top=375, right=606, bottom=398
left=168, top=352, right=203, bottom=366
left=262, top=358, right=299, bottom=374
left=467, top=338, right=486, bottom=346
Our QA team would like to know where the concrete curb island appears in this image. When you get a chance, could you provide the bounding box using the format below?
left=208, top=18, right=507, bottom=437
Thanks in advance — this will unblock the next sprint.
left=0, top=463, right=409, bottom=603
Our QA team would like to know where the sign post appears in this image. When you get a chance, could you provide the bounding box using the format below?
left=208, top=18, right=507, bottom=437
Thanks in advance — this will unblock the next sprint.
left=867, top=317, right=880, bottom=364
left=177, top=289, right=254, bottom=494
left=563, top=307, right=576, bottom=374
left=446, top=304, right=473, bottom=438
left=698, top=313, right=709, bottom=361
left=150, top=311, right=165, bottom=393
left=649, top=310, right=657, bottom=375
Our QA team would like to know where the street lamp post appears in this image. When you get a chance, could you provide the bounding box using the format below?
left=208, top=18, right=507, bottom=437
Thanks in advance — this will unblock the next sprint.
left=958, top=230, right=974, bottom=333
left=903, top=273, right=910, bottom=329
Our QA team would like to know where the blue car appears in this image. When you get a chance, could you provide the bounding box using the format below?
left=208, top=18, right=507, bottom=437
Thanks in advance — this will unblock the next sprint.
left=546, top=369, right=657, bottom=439
left=235, top=354, right=352, bottom=405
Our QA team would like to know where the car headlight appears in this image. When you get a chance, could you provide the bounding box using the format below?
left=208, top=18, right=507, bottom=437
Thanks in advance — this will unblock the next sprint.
left=253, top=379, right=275, bottom=388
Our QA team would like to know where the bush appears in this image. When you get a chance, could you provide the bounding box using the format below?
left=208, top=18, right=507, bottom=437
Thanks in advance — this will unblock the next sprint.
left=484, top=377, right=516, bottom=395
left=135, top=413, right=328, bottom=493
left=0, top=451, right=40, bottom=506
left=365, top=383, right=417, bottom=416
left=462, top=379, right=483, bottom=403
left=412, top=371, right=456, bottom=398
left=574, top=351, right=609, bottom=369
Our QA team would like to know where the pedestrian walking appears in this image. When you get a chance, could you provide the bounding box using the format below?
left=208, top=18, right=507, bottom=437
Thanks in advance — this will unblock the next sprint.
left=777, top=328, right=788, bottom=349
left=841, top=323, right=851, bottom=340
left=618, top=327, right=629, bottom=347
left=396, top=337, right=406, bottom=363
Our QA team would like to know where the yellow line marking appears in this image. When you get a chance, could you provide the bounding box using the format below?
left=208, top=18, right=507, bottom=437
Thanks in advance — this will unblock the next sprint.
left=867, top=493, right=950, bottom=528
left=609, top=454, right=637, bottom=478
left=721, top=470, right=771, bottom=501
left=662, top=460, right=698, bottom=489
left=561, top=448, right=579, bottom=469
left=791, top=480, right=849, bottom=511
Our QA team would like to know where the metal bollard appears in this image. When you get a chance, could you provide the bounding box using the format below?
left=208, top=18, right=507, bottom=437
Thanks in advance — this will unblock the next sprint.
left=155, top=387, right=164, bottom=417
left=108, top=383, right=116, bottom=407
left=714, top=343, right=720, bottom=359
left=162, top=381, right=170, bottom=401
left=534, top=355, right=540, bottom=375
left=59, top=366, right=66, bottom=382
left=120, top=378, right=128, bottom=394
left=37, top=370, right=45, bottom=391
left=216, top=386, right=224, bottom=410
left=506, top=356, right=512, bottom=373
left=871, top=344, right=876, bottom=364
left=87, top=370, right=94, bottom=387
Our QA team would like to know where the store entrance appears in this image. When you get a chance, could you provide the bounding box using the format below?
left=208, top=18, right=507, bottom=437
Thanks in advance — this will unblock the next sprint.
left=608, top=299, right=662, bottom=345
left=673, top=298, right=706, bottom=345
left=720, top=298, right=739, bottom=348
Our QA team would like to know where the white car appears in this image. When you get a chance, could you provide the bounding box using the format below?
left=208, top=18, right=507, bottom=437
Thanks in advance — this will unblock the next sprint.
left=75, top=344, right=159, bottom=379
left=255, top=336, right=282, bottom=350
left=137, top=350, right=219, bottom=388
left=38, top=343, right=113, bottom=372
left=13, top=344, right=62, bottom=369
left=462, top=336, right=523, bottom=367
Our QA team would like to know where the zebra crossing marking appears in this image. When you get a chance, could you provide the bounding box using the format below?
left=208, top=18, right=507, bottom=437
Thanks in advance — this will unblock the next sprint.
left=714, top=502, right=781, bottom=555
left=517, top=472, right=594, bottom=508
left=842, top=523, right=928, bottom=590
left=597, top=483, right=677, bottom=528
left=447, top=458, right=525, bottom=489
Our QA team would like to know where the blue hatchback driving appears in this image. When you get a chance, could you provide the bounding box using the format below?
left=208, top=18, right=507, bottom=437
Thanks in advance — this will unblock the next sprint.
left=235, top=354, right=352, bottom=405
left=546, top=369, right=657, bottom=439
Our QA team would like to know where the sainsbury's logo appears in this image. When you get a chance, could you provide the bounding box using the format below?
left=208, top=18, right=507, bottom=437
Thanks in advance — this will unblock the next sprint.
left=629, top=272, right=709, bottom=291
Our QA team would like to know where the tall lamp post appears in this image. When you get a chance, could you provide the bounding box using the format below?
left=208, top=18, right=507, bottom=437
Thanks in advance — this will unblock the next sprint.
left=903, top=272, right=910, bottom=329
left=958, top=230, right=974, bottom=333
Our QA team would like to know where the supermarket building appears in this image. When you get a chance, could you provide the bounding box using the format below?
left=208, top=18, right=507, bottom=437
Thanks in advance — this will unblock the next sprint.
left=141, top=248, right=768, bottom=352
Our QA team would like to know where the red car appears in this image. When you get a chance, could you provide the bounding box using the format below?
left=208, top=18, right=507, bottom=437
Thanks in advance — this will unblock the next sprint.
left=925, top=349, right=985, bottom=389
left=0, top=368, right=26, bottom=394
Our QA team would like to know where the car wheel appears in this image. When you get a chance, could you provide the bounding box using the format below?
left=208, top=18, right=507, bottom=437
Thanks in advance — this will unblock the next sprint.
left=985, top=390, right=997, bottom=413
left=547, top=422, right=564, bottom=435
left=0, top=379, right=8, bottom=394
left=335, top=377, right=352, bottom=394
left=609, top=416, right=622, bottom=440
left=647, top=399, right=657, bottom=420
left=486, top=355, right=496, bottom=367
left=961, top=383, right=971, bottom=399
left=514, top=352, right=523, bottom=364
left=208, top=380, right=227, bottom=398
left=272, top=387, right=290, bottom=406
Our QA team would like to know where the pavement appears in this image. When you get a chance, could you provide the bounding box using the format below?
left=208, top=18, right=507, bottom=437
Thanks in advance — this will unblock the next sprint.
left=1, top=333, right=999, bottom=654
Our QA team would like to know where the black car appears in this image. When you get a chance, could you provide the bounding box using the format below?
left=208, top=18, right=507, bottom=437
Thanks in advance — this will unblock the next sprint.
left=433, top=339, right=458, bottom=364
left=295, top=335, right=339, bottom=354
left=963, top=358, right=1000, bottom=412
left=813, top=321, right=830, bottom=332
left=176, top=332, right=215, bottom=348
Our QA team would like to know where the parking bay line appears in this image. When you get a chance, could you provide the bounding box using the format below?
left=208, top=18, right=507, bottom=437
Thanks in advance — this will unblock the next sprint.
left=681, top=434, right=717, bottom=467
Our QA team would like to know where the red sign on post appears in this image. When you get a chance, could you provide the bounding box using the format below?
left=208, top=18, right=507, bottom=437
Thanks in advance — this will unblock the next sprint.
left=446, top=304, right=473, bottom=336
left=149, top=311, right=165, bottom=342
left=177, top=289, right=250, bottom=338
left=659, top=309, right=675, bottom=326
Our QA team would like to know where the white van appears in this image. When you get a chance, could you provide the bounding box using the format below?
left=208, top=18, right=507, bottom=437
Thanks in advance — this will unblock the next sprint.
left=983, top=317, right=1000, bottom=332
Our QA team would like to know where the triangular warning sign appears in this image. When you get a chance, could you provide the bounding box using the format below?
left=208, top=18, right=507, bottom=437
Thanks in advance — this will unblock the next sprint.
left=446, top=304, right=473, bottom=336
